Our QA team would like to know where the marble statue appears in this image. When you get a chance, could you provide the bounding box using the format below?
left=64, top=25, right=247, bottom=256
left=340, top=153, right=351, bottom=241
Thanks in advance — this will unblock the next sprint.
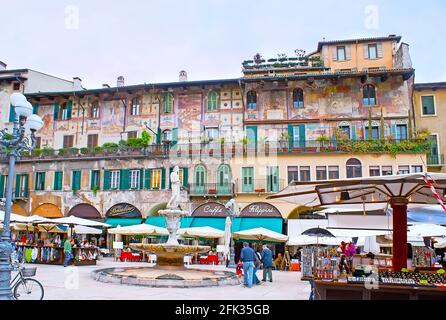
left=167, top=166, right=181, bottom=209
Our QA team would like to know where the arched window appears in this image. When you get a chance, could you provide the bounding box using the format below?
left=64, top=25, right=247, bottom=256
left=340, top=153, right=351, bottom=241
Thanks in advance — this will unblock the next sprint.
left=91, top=102, right=99, bottom=118
left=247, top=91, right=257, bottom=110
left=346, top=158, right=362, bottom=178
left=207, top=91, right=218, bottom=111
left=162, top=129, right=172, bottom=142
left=363, top=84, right=376, bottom=106
left=194, top=165, right=206, bottom=195
left=131, top=97, right=141, bottom=116
left=162, top=92, right=173, bottom=113
left=217, top=164, right=232, bottom=195
left=293, top=88, right=304, bottom=108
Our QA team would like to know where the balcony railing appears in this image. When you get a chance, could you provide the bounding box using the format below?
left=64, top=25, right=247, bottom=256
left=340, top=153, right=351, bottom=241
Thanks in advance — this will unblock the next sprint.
left=235, top=179, right=287, bottom=194
left=18, top=138, right=431, bottom=162
left=427, top=154, right=444, bottom=166
left=188, top=183, right=235, bottom=197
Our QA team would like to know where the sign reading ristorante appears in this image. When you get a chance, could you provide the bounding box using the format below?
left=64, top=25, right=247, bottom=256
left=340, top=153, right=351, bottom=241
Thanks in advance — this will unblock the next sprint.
left=106, top=203, right=142, bottom=218
left=192, top=202, right=229, bottom=217
left=240, top=202, right=282, bottom=218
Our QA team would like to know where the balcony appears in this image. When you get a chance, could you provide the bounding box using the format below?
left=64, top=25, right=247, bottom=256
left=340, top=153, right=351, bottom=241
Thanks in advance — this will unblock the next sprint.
left=236, top=179, right=287, bottom=194
left=427, top=154, right=445, bottom=166
left=188, top=183, right=235, bottom=197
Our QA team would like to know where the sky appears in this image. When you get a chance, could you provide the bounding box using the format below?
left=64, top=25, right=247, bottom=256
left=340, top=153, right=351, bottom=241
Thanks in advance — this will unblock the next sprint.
left=1, top=0, right=445, bottom=88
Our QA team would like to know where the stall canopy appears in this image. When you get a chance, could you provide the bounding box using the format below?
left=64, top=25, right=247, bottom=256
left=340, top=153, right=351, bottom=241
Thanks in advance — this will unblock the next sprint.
left=288, top=235, right=349, bottom=246
left=74, top=225, right=103, bottom=235
left=105, top=203, right=143, bottom=227
left=233, top=227, right=288, bottom=243
left=108, top=224, right=168, bottom=236
left=407, top=224, right=446, bottom=238
left=177, top=227, right=224, bottom=239
left=0, top=211, right=30, bottom=223
left=50, top=216, right=110, bottom=228
left=407, top=205, right=446, bottom=225
left=68, top=204, right=102, bottom=220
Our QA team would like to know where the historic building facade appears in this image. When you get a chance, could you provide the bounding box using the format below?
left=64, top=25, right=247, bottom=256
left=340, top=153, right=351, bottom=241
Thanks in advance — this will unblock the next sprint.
left=0, top=35, right=428, bottom=225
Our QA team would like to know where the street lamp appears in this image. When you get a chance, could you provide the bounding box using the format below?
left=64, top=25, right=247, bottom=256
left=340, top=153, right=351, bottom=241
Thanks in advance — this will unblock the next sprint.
left=0, top=93, right=43, bottom=300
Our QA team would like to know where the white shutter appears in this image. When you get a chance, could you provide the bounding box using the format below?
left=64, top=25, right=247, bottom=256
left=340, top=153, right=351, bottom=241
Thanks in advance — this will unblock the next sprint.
left=363, top=44, right=369, bottom=59
left=332, top=47, right=338, bottom=61
left=345, top=45, right=351, bottom=61
left=377, top=43, right=383, bottom=58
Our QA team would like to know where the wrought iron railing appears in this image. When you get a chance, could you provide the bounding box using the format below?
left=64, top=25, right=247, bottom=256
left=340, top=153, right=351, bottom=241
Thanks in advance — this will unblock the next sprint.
left=188, top=183, right=235, bottom=196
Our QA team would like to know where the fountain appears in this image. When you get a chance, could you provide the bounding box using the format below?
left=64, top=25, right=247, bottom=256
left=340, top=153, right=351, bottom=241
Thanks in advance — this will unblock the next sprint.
left=93, top=166, right=238, bottom=287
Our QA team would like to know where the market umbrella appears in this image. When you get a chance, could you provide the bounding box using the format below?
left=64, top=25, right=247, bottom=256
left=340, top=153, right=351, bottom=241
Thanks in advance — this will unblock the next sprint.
left=177, top=226, right=224, bottom=239
left=233, top=227, right=288, bottom=243
left=407, top=224, right=446, bottom=238
left=50, top=216, right=111, bottom=228
left=74, top=225, right=103, bottom=235
left=108, top=223, right=168, bottom=236
left=268, top=172, right=446, bottom=271
left=288, top=235, right=349, bottom=246
left=223, top=217, right=232, bottom=261
left=0, top=211, right=31, bottom=223
left=301, top=227, right=335, bottom=279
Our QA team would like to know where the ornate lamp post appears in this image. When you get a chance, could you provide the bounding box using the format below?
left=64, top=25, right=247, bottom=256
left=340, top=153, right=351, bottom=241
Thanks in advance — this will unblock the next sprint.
left=0, top=93, right=43, bottom=300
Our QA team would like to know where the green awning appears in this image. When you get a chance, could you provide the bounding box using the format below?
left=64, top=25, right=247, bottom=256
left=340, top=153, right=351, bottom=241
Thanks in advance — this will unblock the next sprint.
left=105, top=218, right=143, bottom=228
left=233, top=217, right=283, bottom=234
left=144, top=216, right=225, bottom=230
left=145, top=216, right=166, bottom=228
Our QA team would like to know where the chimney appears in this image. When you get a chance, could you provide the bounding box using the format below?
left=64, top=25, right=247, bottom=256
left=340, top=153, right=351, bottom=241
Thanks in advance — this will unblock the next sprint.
left=179, top=70, right=188, bottom=82
left=73, top=77, right=82, bottom=90
left=0, top=61, right=6, bottom=71
left=102, top=84, right=110, bottom=88
left=117, top=76, right=125, bottom=87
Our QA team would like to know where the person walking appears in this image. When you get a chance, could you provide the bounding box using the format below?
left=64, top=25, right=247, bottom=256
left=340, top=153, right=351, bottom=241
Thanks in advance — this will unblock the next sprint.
left=63, top=237, right=74, bottom=267
left=253, top=249, right=262, bottom=285
left=261, top=244, right=273, bottom=282
left=240, top=242, right=257, bottom=288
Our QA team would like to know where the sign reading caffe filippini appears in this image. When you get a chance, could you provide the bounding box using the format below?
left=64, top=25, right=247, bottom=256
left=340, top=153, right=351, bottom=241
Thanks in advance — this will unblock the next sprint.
left=239, top=202, right=282, bottom=218
left=106, top=203, right=142, bottom=218
left=192, top=202, right=229, bottom=217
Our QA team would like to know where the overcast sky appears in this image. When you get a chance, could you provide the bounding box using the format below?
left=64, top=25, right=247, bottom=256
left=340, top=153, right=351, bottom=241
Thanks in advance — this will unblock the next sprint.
left=1, top=0, right=445, bottom=88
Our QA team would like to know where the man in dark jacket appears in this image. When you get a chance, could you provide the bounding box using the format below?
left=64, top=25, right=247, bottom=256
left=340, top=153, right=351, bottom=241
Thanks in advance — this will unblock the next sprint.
left=240, top=242, right=258, bottom=288
left=261, top=244, right=273, bottom=282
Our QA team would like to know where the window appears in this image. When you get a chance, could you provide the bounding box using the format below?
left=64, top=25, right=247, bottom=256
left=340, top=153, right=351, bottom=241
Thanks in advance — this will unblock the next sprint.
left=72, top=170, right=81, bottom=191
left=365, top=126, right=380, bottom=140
left=363, top=84, right=376, bottom=106
left=12, top=82, right=21, bottom=91
left=194, top=165, right=206, bottom=194
left=110, top=171, right=120, bottom=190
left=398, top=166, right=410, bottom=175
left=336, top=46, right=346, bottom=61
left=127, top=131, right=138, bottom=139
left=35, top=172, right=46, bottom=191
left=91, top=170, right=100, bottom=190
left=247, top=91, right=257, bottom=110
left=369, top=166, right=381, bottom=177
left=287, top=166, right=299, bottom=184
left=316, top=166, right=327, bottom=181
left=150, top=169, right=162, bottom=189
left=205, top=127, right=219, bottom=141
left=368, top=44, right=378, bottom=59
left=60, top=102, right=72, bottom=120
left=293, top=89, right=304, bottom=108
left=421, top=96, right=436, bottom=116
left=382, top=166, right=393, bottom=176
left=131, top=97, right=141, bottom=116
left=242, top=167, right=254, bottom=192
left=87, top=134, right=98, bottom=148
left=428, top=135, right=439, bottom=165
left=300, top=166, right=311, bottom=182
left=339, top=125, right=350, bottom=138
left=91, top=102, right=99, bottom=118
left=395, top=124, right=407, bottom=141
left=328, top=166, right=339, bottom=180
left=63, top=135, right=74, bottom=148
left=54, top=171, right=63, bottom=191
left=266, top=166, right=279, bottom=192
left=346, top=158, right=362, bottom=178
left=162, top=129, right=172, bottom=142
left=16, top=174, right=29, bottom=198
left=207, top=91, right=218, bottom=111
left=412, top=165, right=423, bottom=173
left=130, top=170, right=141, bottom=189
left=162, top=92, right=173, bottom=113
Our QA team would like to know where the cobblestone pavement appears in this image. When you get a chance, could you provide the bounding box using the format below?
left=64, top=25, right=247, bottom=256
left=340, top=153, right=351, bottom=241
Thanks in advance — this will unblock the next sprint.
left=25, top=258, right=311, bottom=300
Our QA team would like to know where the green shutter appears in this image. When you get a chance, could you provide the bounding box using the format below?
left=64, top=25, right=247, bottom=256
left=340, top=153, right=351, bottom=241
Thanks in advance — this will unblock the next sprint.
left=288, top=124, right=293, bottom=150
left=299, top=125, right=306, bottom=150
left=23, top=175, right=29, bottom=198
left=390, top=124, right=396, bottom=139
left=171, top=128, right=178, bottom=146
left=103, top=170, right=111, bottom=190
left=53, top=102, right=59, bottom=120
left=351, top=125, right=357, bottom=141
left=72, top=171, right=81, bottom=191
left=139, top=169, right=144, bottom=190
left=161, top=168, right=166, bottom=189
left=66, top=101, right=73, bottom=120
left=9, top=104, right=16, bottom=122
left=0, top=176, right=4, bottom=198
left=144, top=169, right=151, bottom=190
left=120, top=169, right=130, bottom=190
left=32, top=103, right=39, bottom=115
left=90, top=171, right=95, bottom=190
left=182, top=168, right=189, bottom=188
left=54, top=172, right=62, bottom=191
left=15, top=174, right=20, bottom=198
left=169, top=168, right=173, bottom=189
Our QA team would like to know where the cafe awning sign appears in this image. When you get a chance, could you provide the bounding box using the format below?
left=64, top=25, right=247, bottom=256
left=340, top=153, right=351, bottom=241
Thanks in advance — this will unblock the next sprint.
left=192, top=202, right=229, bottom=217
left=240, top=202, right=282, bottom=218
left=106, top=203, right=142, bottom=219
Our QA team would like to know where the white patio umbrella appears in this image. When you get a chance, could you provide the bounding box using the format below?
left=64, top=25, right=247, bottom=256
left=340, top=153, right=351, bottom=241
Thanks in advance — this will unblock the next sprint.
left=108, top=223, right=168, bottom=236
left=233, top=227, right=288, bottom=243
left=0, top=211, right=30, bottom=223
left=287, top=235, right=349, bottom=246
left=177, top=226, right=224, bottom=239
left=408, top=224, right=446, bottom=238
left=50, top=216, right=110, bottom=228
left=74, top=225, right=103, bottom=235
left=22, top=215, right=57, bottom=224
left=223, top=217, right=232, bottom=258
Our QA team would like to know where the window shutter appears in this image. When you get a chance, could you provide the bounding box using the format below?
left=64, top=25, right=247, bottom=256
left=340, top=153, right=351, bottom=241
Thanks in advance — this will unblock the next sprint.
left=9, top=104, right=16, bottom=122
left=14, top=174, right=20, bottom=198
left=144, top=169, right=151, bottom=190
left=377, top=43, right=383, bottom=58
left=139, top=169, right=144, bottom=190
left=390, top=124, right=397, bottom=139
left=72, top=171, right=81, bottom=191
left=24, top=175, right=29, bottom=198
left=120, top=169, right=130, bottom=190
left=66, top=101, right=73, bottom=120
left=0, top=175, right=5, bottom=198
left=42, top=172, right=46, bottom=190
left=169, top=167, right=173, bottom=189
left=345, top=45, right=351, bottom=61
left=53, top=102, right=59, bottom=120
left=182, top=168, right=189, bottom=188
left=332, top=47, right=338, bottom=61
left=288, top=124, right=293, bottom=151
left=363, top=45, right=369, bottom=59
left=351, top=125, right=357, bottom=141
left=90, top=171, right=95, bottom=190
left=33, top=103, right=39, bottom=115
left=299, top=125, right=306, bottom=150
left=161, top=168, right=166, bottom=189
left=103, top=170, right=111, bottom=190
left=171, top=128, right=178, bottom=146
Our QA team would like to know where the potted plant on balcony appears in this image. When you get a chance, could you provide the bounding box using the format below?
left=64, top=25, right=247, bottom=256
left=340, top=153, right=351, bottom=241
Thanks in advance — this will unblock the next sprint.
left=67, top=147, right=79, bottom=156
left=317, top=135, right=330, bottom=152
left=93, top=146, right=104, bottom=156
left=240, top=137, right=250, bottom=153
left=80, top=147, right=90, bottom=156
left=41, top=147, right=55, bottom=158
left=32, top=148, right=42, bottom=158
